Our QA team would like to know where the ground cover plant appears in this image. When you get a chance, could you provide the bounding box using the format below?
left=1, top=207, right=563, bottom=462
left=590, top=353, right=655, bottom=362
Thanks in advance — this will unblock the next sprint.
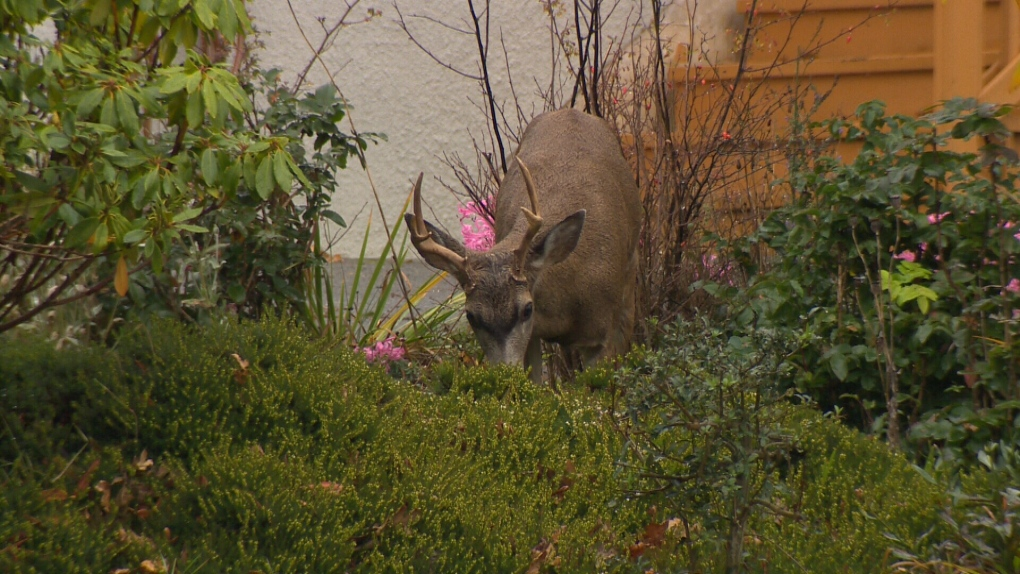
left=0, top=315, right=981, bottom=573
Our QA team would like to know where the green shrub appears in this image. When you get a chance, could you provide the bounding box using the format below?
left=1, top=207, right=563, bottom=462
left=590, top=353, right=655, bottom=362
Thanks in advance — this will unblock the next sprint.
left=755, top=412, right=947, bottom=572
left=1, top=318, right=644, bottom=572
left=0, top=318, right=999, bottom=572
left=713, top=98, right=1020, bottom=464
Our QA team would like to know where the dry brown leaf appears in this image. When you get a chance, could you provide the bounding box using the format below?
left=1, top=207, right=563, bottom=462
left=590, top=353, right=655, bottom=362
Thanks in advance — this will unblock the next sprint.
left=95, top=480, right=111, bottom=513
left=40, top=488, right=68, bottom=502
left=75, top=458, right=101, bottom=496
left=114, top=255, right=129, bottom=297
left=231, top=353, right=250, bottom=385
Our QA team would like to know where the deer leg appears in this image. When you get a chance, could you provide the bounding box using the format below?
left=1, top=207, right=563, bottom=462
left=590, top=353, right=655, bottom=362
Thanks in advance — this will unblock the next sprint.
left=525, top=336, right=543, bottom=386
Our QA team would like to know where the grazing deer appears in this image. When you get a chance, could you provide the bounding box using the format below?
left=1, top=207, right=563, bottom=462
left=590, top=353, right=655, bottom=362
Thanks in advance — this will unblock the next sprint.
left=404, top=109, right=641, bottom=383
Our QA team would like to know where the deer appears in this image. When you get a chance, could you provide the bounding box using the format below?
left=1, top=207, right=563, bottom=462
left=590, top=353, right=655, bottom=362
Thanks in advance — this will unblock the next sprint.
left=404, top=108, right=641, bottom=384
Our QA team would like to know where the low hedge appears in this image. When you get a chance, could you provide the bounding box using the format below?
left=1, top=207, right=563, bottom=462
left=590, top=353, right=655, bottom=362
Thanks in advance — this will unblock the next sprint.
left=0, top=316, right=974, bottom=572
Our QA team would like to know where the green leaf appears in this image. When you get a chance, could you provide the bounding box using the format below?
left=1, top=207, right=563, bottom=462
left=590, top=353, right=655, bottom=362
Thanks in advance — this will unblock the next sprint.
left=915, top=323, right=934, bottom=344
left=193, top=0, right=218, bottom=28
left=227, top=283, right=246, bottom=303
left=255, top=155, right=274, bottom=200
left=829, top=351, right=849, bottom=382
left=200, top=148, right=219, bottom=185
left=100, top=95, right=116, bottom=126
left=186, top=90, right=204, bottom=127
left=173, top=207, right=204, bottom=223
left=176, top=223, right=208, bottom=233
left=115, top=90, right=139, bottom=134
left=57, top=203, right=82, bottom=226
left=123, top=229, right=148, bottom=244
left=160, top=70, right=189, bottom=95
left=218, top=0, right=239, bottom=40
left=66, top=217, right=100, bottom=249
left=321, top=209, right=346, bottom=228
left=77, top=88, right=106, bottom=116
left=202, top=79, right=218, bottom=119
left=185, top=69, right=202, bottom=94
left=273, top=150, right=292, bottom=191
left=92, top=221, right=109, bottom=252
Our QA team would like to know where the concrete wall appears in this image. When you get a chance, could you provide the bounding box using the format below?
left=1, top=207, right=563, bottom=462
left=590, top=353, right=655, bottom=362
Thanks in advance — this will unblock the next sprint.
left=247, top=0, right=734, bottom=257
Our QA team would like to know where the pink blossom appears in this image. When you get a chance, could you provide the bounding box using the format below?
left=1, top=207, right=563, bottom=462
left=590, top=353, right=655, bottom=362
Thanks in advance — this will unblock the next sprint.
left=927, top=212, right=950, bottom=225
left=1006, top=278, right=1020, bottom=294
left=1004, top=221, right=1020, bottom=242
left=458, top=198, right=495, bottom=251
left=357, top=336, right=406, bottom=365
left=894, top=250, right=917, bottom=262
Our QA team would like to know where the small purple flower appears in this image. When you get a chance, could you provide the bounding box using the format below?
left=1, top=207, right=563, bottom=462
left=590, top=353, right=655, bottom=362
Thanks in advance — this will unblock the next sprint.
left=894, top=250, right=917, bottom=263
left=458, top=198, right=495, bottom=251
left=357, top=336, right=406, bottom=365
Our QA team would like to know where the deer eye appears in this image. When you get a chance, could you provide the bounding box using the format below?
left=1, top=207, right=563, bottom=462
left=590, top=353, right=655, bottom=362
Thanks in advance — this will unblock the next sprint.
left=521, top=302, right=534, bottom=321
left=465, top=311, right=479, bottom=328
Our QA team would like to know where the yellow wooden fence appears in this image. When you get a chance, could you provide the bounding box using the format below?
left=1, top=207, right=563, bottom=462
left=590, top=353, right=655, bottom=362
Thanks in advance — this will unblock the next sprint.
left=668, top=0, right=1020, bottom=235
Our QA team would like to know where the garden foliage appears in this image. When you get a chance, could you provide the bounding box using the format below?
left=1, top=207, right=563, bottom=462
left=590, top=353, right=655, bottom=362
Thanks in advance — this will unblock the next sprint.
left=714, top=99, right=1020, bottom=466
left=0, top=0, right=371, bottom=334
left=1, top=316, right=965, bottom=572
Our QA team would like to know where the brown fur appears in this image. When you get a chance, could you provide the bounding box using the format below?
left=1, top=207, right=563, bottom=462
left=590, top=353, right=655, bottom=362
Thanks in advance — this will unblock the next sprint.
left=407, top=109, right=641, bottom=382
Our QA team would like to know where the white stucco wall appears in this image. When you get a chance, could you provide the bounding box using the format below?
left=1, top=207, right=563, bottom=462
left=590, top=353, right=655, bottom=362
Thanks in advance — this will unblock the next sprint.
left=248, top=0, right=735, bottom=256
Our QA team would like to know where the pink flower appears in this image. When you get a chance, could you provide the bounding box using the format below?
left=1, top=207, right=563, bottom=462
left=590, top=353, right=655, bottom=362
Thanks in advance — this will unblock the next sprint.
left=894, top=250, right=917, bottom=262
left=357, top=336, right=406, bottom=365
left=458, top=198, right=495, bottom=251
left=1006, top=278, right=1020, bottom=294
left=927, top=212, right=950, bottom=225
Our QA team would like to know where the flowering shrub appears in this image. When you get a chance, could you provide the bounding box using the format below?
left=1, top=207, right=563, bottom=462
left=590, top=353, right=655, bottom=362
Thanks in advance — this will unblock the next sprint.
left=717, top=99, right=1020, bottom=465
left=356, top=336, right=406, bottom=365
left=458, top=198, right=495, bottom=251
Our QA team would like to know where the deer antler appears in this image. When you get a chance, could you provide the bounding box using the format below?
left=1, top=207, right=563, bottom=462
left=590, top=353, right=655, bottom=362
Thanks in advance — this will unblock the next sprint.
left=408, top=173, right=469, bottom=283
left=512, top=157, right=544, bottom=280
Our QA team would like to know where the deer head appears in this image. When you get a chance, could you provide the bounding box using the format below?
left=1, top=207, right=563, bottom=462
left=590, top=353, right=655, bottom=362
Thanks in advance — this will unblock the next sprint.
left=404, top=158, right=586, bottom=368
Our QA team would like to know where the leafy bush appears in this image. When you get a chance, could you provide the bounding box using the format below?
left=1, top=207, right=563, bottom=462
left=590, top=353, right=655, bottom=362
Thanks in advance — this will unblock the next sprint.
left=714, top=98, right=1020, bottom=463
left=0, top=0, right=373, bottom=335
left=616, top=318, right=950, bottom=572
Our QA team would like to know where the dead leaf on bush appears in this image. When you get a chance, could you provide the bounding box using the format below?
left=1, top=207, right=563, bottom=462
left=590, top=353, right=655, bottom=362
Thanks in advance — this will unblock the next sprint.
left=316, top=482, right=344, bottom=495
left=76, top=458, right=101, bottom=496
left=134, top=449, right=154, bottom=473
left=231, top=353, right=250, bottom=384
left=527, top=536, right=561, bottom=574
left=40, top=488, right=68, bottom=502
left=139, top=559, right=165, bottom=573
left=95, top=480, right=111, bottom=513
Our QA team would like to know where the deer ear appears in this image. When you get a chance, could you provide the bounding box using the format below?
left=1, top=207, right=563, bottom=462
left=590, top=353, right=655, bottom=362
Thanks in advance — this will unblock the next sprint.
left=527, top=209, right=585, bottom=271
left=403, top=214, right=469, bottom=275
